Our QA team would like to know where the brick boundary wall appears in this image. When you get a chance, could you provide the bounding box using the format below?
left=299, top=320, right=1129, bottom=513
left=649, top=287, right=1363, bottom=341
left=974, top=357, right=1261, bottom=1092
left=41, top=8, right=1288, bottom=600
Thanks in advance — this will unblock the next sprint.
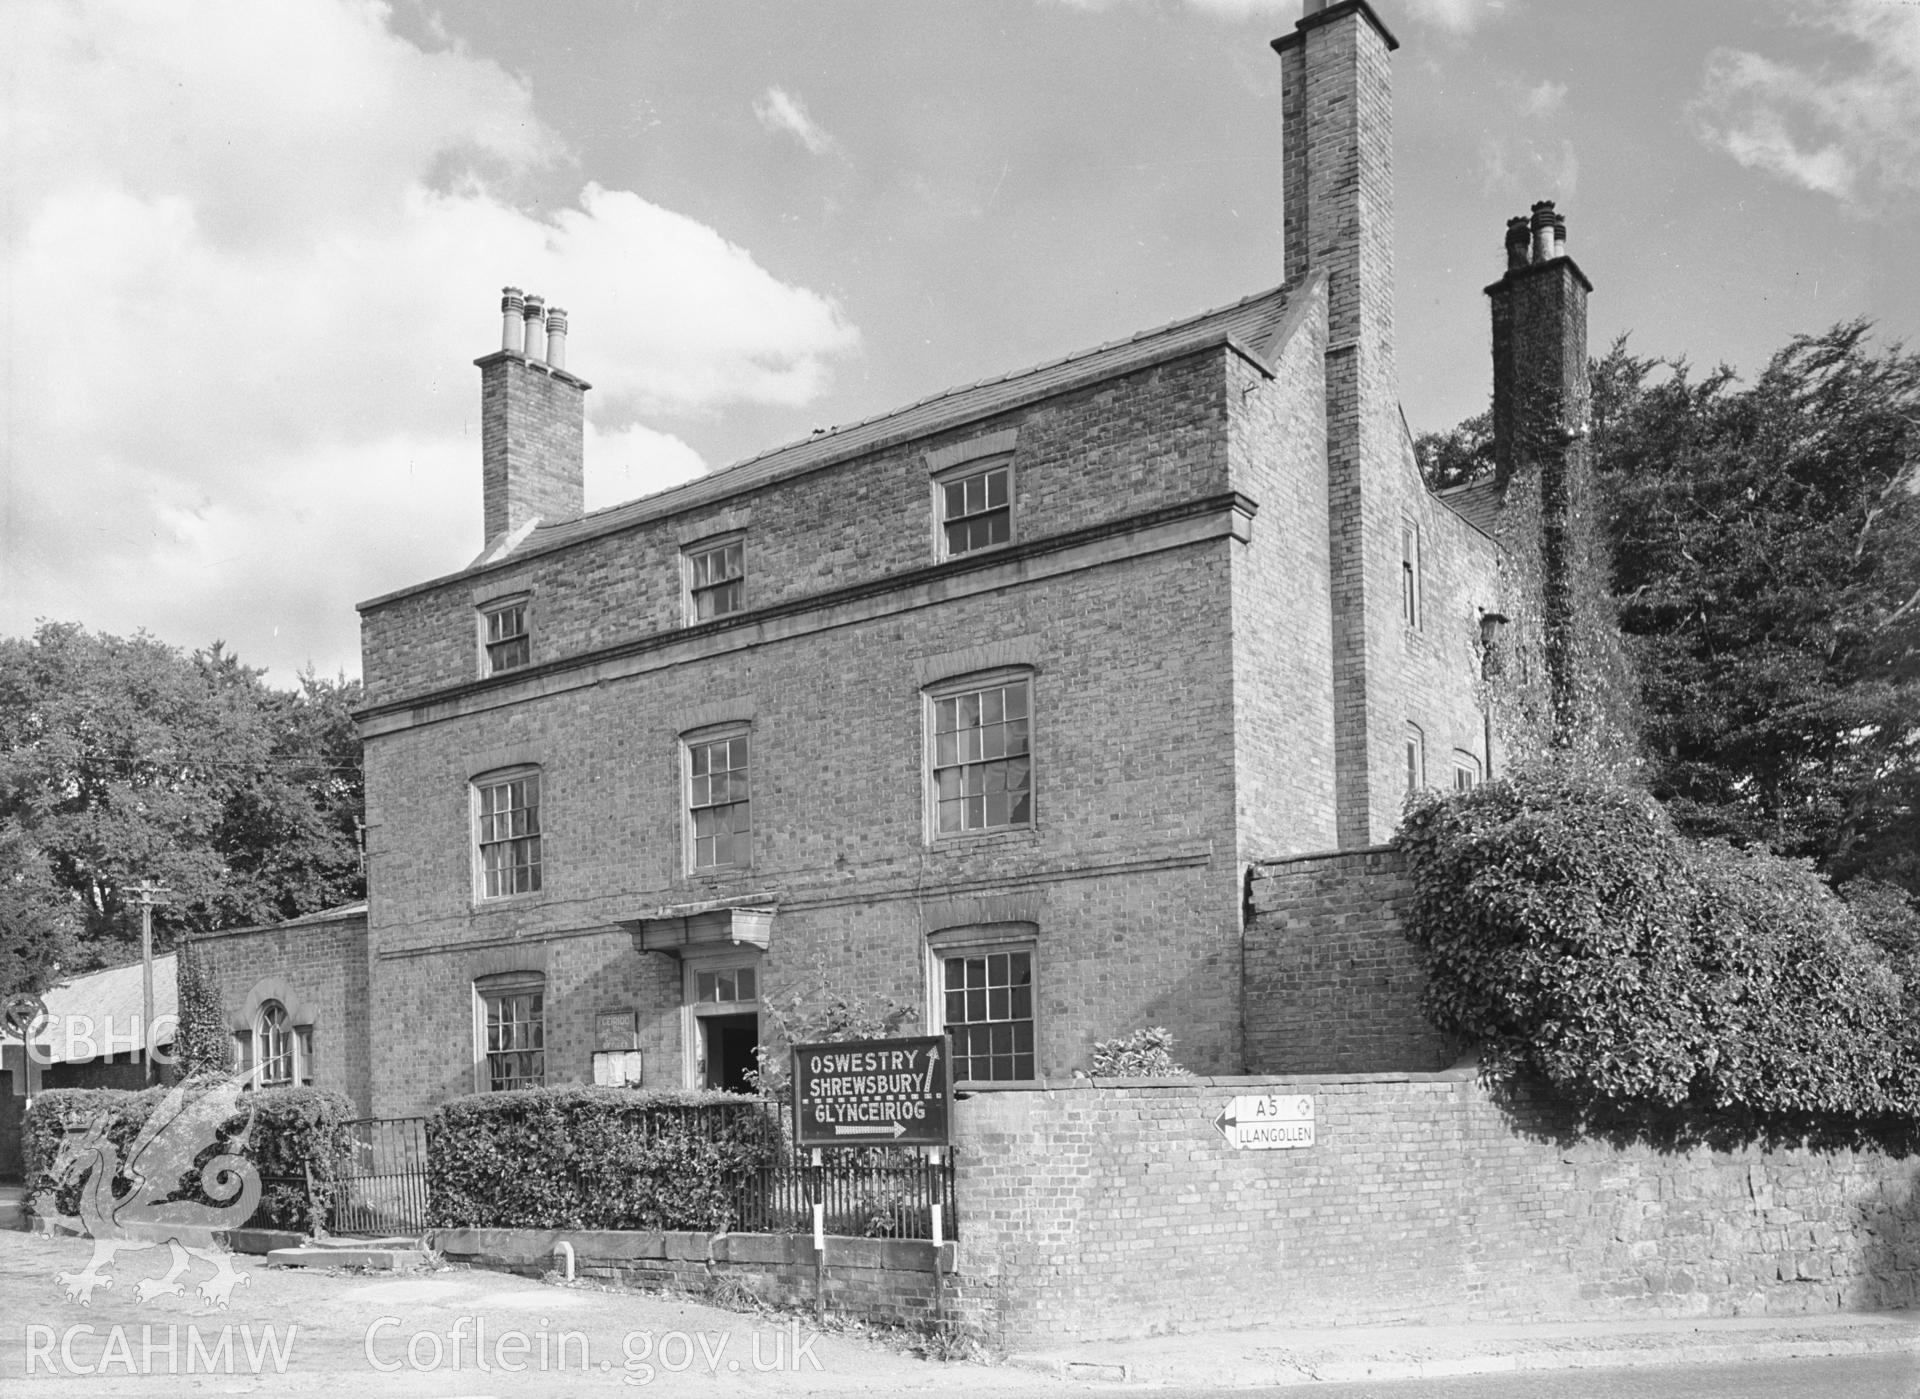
left=948, top=1072, right=1920, bottom=1349
left=430, top=1228, right=954, bottom=1328
left=1243, top=845, right=1457, bottom=1074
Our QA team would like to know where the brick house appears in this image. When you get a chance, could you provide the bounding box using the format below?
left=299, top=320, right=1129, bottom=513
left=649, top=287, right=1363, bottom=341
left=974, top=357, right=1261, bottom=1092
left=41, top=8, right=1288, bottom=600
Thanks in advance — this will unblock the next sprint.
left=292, top=0, right=1593, bottom=1118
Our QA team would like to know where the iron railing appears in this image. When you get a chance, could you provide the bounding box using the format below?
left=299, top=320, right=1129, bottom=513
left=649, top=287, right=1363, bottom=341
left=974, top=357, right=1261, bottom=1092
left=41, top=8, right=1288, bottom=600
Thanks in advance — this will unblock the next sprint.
left=728, top=1151, right=958, bottom=1240
left=327, top=1116, right=431, bottom=1236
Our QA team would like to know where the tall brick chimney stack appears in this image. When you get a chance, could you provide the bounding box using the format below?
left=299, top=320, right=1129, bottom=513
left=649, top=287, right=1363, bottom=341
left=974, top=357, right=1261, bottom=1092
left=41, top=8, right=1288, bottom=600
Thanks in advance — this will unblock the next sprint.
left=476, top=285, right=590, bottom=548
left=1487, top=200, right=1591, bottom=488
left=1486, top=201, right=1595, bottom=734
left=1273, top=0, right=1403, bottom=847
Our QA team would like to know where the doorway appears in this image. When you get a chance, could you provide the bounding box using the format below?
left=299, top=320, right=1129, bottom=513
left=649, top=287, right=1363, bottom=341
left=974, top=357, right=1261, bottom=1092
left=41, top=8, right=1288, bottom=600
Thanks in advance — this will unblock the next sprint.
left=700, top=1013, right=759, bottom=1093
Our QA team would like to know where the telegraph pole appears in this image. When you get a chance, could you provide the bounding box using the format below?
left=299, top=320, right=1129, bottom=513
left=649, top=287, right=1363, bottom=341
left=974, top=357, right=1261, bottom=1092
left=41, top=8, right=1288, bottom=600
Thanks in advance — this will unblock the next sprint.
left=131, top=880, right=171, bottom=1082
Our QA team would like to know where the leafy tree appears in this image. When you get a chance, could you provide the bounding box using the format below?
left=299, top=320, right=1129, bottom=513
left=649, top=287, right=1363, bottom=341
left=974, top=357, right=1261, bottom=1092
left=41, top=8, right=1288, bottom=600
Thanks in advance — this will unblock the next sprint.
left=747, top=984, right=918, bottom=1099
left=0, top=623, right=364, bottom=967
left=1415, top=322, right=1920, bottom=898
left=1597, top=323, right=1920, bottom=896
left=171, top=938, right=231, bottom=1079
left=0, top=820, right=78, bottom=1002
left=1413, top=409, right=1493, bottom=491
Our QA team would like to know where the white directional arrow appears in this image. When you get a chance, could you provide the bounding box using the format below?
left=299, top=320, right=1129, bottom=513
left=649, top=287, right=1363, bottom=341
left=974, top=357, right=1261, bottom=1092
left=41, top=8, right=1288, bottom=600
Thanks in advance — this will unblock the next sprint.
left=920, top=1044, right=941, bottom=1096
left=833, top=1122, right=907, bottom=1138
left=1213, top=1095, right=1314, bottom=1150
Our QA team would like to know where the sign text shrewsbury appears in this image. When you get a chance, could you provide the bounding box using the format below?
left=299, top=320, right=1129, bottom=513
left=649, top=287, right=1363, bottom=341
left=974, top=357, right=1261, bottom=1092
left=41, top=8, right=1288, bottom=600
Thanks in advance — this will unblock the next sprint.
left=792, top=1035, right=951, bottom=1149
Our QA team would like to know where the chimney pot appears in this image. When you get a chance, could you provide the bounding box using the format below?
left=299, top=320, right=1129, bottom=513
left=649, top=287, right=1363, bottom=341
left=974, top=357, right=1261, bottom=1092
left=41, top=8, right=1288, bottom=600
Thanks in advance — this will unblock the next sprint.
left=500, top=286, right=525, bottom=354
left=522, top=294, right=547, bottom=363
left=1530, top=200, right=1557, bottom=264
left=1552, top=211, right=1567, bottom=259
left=545, top=307, right=569, bottom=371
left=1505, top=216, right=1531, bottom=272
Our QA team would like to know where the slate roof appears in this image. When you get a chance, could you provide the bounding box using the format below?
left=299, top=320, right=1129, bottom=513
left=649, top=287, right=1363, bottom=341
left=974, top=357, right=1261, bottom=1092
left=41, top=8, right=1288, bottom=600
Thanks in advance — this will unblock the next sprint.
left=1437, top=477, right=1503, bottom=536
left=426, top=283, right=1305, bottom=585
left=0, top=954, right=178, bottom=1062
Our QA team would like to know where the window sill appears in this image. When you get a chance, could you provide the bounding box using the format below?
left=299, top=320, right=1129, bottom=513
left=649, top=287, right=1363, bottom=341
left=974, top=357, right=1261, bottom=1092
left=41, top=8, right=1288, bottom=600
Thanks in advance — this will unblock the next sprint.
left=679, top=863, right=754, bottom=884
left=471, top=889, right=551, bottom=912
left=928, top=824, right=1039, bottom=852
left=940, top=541, right=1016, bottom=566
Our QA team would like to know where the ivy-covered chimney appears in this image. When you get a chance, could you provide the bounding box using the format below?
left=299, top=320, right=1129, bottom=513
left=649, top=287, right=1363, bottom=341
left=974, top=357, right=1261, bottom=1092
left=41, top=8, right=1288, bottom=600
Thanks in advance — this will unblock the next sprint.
left=1486, top=203, right=1597, bottom=739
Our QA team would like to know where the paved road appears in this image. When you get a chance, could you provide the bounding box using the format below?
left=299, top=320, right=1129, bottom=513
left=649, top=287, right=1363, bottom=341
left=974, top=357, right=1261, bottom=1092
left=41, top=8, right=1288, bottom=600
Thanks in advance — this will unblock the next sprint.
left=1125, top=1354, right=1920, bottom=1398
left=6, top=1231, right=1915, bottom=1398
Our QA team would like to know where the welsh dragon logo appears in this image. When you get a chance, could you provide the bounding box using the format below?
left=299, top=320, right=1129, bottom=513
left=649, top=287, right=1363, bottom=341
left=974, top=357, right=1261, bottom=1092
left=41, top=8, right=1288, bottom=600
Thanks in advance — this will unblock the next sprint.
left=48, top=1074, right=263, bottom=1308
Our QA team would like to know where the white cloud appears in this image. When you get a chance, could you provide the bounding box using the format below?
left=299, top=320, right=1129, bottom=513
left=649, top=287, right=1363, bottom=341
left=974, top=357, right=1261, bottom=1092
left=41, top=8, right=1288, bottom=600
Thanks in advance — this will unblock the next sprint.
left=1477, top=134, right=1577, bottom=201
left=0, top=0, right=859, bottom=681
left=1692, top=2, right=1920, bottom=208
left=1400, top=0, right=1511, bottom=35
left=1045, top=0, right=1319, bottom=19
left=753, top=87, right=839, bottom=157
left=584, top=423, right=709, bottom=512
left=1050, top=0, right=1510, bottom=28
left=1520, top=80, right=1567, bottom=118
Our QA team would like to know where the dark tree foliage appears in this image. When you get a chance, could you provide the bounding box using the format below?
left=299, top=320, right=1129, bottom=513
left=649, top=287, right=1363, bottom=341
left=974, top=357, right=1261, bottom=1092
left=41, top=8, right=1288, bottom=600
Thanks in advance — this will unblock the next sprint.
left=1416, top=323, right=1920, bottom=899
left=1400, top=772, right=1917, bottom=1128
left=0, top=820, right=78, bottom=1001
left=0, top=623, right=365, bottom=968
left=1413, top=409, right=1493, bottom=490
left=1597, top=323, right=1920, bottom=897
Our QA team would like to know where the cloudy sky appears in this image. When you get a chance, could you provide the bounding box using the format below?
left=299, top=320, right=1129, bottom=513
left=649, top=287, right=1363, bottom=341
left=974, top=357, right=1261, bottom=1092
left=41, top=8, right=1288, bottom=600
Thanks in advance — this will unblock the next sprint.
left=3, top=0, right=1917, bottom=683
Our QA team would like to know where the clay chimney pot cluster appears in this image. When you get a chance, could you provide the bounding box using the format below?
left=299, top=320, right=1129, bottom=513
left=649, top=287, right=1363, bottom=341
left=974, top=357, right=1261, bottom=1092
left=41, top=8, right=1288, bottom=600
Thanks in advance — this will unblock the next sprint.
left=1524, top=200, right=1567, bottom=265
left=496, top=285, right=570, bottom=367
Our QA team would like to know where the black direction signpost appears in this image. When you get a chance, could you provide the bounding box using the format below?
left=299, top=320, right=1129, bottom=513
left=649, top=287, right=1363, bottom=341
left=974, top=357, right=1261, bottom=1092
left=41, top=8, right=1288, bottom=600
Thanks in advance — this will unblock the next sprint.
left=791, top=1034, right=955, bottom=1319
left=791, top=1034, right=951, bottom=1149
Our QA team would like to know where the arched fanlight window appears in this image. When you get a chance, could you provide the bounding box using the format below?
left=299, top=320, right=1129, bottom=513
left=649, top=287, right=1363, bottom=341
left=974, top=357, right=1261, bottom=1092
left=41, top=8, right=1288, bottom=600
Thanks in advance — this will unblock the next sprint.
left=255, top=1000, right=297, bottom=1087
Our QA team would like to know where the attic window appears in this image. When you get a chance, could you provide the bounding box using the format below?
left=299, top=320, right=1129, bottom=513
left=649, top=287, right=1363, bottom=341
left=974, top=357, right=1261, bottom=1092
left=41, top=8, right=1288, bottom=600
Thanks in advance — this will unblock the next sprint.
left=482, top=599, right=530, bottom=674
left=938, top=461, right=1013, bottom=558
left=687, top=537, right=745, bottom=622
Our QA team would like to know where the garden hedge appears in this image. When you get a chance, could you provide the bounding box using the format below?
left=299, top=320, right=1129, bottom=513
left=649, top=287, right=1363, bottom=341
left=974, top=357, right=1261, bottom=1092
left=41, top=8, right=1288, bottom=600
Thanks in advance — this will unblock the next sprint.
left=426, top=1087, right=783, bottom=1231
left=25, top=1078, right=356, bottom=1232
left=1399, top=769, right=1918, bottom=1124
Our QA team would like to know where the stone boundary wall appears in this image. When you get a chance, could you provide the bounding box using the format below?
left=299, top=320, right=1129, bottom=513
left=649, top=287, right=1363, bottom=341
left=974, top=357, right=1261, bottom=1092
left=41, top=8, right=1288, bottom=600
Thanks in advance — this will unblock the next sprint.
left=949, top=1071, right=1920, bottom=1348
left=1243, top=845, right=1456, bottom=1073
left=430, top=1228, right=955, bottom=1328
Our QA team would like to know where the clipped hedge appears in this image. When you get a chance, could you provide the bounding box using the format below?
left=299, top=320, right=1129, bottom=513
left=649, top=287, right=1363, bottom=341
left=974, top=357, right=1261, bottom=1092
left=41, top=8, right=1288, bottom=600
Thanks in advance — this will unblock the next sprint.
left=1400, top=770, right=1918, bottom=1123
left=427, top=1087, right=783, bottom=1231
left=25, top=1079, right=356, bottom=1232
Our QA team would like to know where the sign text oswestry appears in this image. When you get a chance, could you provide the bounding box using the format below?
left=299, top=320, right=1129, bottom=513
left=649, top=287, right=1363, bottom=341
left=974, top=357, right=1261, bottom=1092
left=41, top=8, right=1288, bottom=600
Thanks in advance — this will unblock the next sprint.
left=791, top=1036, right=950, bottom=1148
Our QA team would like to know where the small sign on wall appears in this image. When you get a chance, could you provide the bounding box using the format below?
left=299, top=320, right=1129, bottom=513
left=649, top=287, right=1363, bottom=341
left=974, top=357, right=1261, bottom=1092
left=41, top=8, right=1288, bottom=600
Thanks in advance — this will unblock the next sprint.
left=592, top=1050, right=643, bottom=1087
left=596, top=1010, right=639, bottom=1051
left=1214, top=1093, right=1314, bottom=1150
